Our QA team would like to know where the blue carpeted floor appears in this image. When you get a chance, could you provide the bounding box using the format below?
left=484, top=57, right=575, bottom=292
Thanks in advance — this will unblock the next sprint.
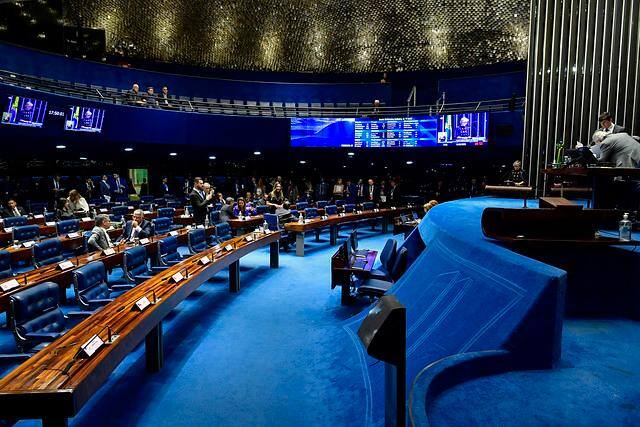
left=428, top=318, right=640, bottom=426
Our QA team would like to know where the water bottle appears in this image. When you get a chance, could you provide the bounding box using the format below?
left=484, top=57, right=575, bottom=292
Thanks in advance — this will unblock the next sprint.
left=619, top=212, right=632, bottom=241
left=204, top=214, right=209, bottom=228
left=263, top=219, right=268, bottom=232
left=298, top=212, right=304, bottom=223
left=185, top=206, right=190, bottom=216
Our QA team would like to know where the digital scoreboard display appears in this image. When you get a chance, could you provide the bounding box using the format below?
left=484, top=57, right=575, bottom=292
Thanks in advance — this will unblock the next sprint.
left=291, top=113, right=487, bottom=148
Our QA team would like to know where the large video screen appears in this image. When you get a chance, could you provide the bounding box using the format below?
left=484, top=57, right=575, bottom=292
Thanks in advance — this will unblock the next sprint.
left=64, top=106, right=105, bottom=133
left=291, top=113, right=488, bottom=148
left=1, top=95, right=48, bottom=128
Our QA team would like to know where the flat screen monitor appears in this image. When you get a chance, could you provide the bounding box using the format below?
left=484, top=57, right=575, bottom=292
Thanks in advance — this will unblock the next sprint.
left=64, top=106, right=105, bottom=133
left=291, top=113, right=488, bottom=148
left=1, top=95, right=48, bottom=128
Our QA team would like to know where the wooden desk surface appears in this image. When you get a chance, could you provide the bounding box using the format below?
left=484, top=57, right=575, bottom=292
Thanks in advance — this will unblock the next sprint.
left=284, top=207, right=411, bottom=233
left=543, top=166, right=640, bottom=177
left=0, top=230, right=279, bottom=420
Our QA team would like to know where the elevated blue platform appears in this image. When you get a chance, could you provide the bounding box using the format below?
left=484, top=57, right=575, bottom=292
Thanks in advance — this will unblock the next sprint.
left=341, top=197, right=567, bottom=426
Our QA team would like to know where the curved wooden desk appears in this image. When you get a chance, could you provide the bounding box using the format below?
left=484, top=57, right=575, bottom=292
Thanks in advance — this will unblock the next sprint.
left=0, top=230, right=280, bottom=426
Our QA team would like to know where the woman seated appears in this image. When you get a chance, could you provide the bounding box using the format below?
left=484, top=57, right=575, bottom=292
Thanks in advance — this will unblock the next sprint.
left=55, top=198, right=75, bottom=220
left=67, top=189, right=90, bottom=215
left=233, top=197, right=255, bottom=217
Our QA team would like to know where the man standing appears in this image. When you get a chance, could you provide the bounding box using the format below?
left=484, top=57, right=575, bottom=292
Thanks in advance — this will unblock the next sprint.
left=113, top=173, right=127, bottom=197
left=598, top=112, right=626, bottom=135
left=366, top=178, right=379, bottom=203
left=161, top=177, right=170, bottom=196
left=51, top=175, right=64, bottom=201
left=118, top=209, right=153, bottom=242
left=189, top=177, right=212, bottom=225
left=388, top=179, right=401, bottom=205
left=100, top=175, right=111, bottom=202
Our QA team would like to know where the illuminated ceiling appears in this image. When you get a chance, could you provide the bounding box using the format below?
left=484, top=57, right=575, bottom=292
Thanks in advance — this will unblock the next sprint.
left=64, top=0, right=530, bottom=72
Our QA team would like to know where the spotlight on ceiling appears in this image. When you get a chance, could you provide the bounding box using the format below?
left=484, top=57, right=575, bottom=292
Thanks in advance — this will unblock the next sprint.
left=406, top=160, right=414, bottom=165
left=55, top=145, right=66, bottom=149
left=209, top=155, right=216, bottom=160
left=169, top=152, right=177, bottom=156
left=124, top=147, right=133, bottom=152
left=254, top=151, right=262, bottom=155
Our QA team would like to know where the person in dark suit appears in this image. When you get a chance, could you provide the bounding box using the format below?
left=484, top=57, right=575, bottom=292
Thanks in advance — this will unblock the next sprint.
left=2, top=199, right=26, bottom=218
left=189, top=177, right=213, bottom=225
left=87, top=215, right=113, bottom=251
left=117, top=209, right=153, bottom=242
left=126, top=83, right=144, bottom=106
left=85, top=178, right=95, bottom=199
left=592, top=131, right=640, bottom=168
left=599, top=112, right=626, bottom=135
left=51, top=175, right=64, bottom=200
left=99, top=175, right=112, bottom=202
left=366, top=178, right=380, bottom=203
left=144, top=87, right=158, bottom=107
left=220, top=197, right=235, bottom=221
left=139, top=178, right=149, bottom=196
left=388, top=179, right=401, bottom=206
left=160, top=177, right=170, bottom=196
left=158, top=86, right=174, bottom=109
left=112, top=173, right=127, bottom=196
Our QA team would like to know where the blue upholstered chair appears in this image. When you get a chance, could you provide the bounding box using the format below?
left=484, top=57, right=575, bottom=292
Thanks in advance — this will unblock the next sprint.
left=123, top=246, right=166, bottom=283
left=153, top=198, right=167, bottom=207
left=114, top=195, right=129, bottom=203
left=28, top=202, right=48, bottom=215
left=214, top=202, right=223, bottom=211
left=109, top=205, right=129, bottom=222
left=368, top=239, right=397, bottom=281
left=296, top=201, right=309, bottom=210
left=264, top=213, right=292, bottom=250
left=344, top=204, right=356, bottom=213
left=325, top=205, right=338, bottom=216
left=157, top=236, right=186, bottom=266
left=316, top=200, right=328, bottom=209
left=140, top=195, right=154, bottom=203
left=157, top=207, right=175, bottom=218
left=357, top=247, right=408, bottom=298
left=152, top=217, right=172, bottom=234
left=4, top=216, right=28, bottom=228
left=188, top=228, right=210, bottom=254
left=167, top=201, right=182, bottom=209
left=290, top=209, right=299, bottom=219
left=256, top=205, right=269, bottom=215
left=8, top=282, right=91, bottom=352
left=32, top=239, right=65, bottom=267
left=304, top=208, right=318, bottom=219
left=0, top=250, right=13, bottom=279
left=56, top=219, right=80, bottom=236
left=140, top=203, right=153, bottom=211
left=44, top=212, right=56, bottom=222
left=335, top=199, right=345, bottom=207
left=12, top=225, right=40, bottom=243
left=210, top=211, right=232, bottom=243
left=362, top=202, right=375, bottom=211
left=73, top=261, right=133, bottom=310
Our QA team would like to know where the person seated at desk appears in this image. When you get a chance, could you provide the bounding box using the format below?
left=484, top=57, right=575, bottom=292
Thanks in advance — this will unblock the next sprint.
left=2, top=199, right=26, bottom=218
left=233, top=197, right=255, bottom=217
left=144, top=86, right=158, bottom=107
left=158, top=86, right=174, bottom=109
left=503, top=160, right=528, bottom=186
left=220, top=197, right=235, bottom=221
left=591, top=131, right=640, bottom=168
left=67, top=189, right=90, bottom=216
left=88, top=215, right=113, bottom=251
left=598, top=112, right=626, bottom=135
left=126, top=83, right=144, bottom=106
left=117, top=209, right=153, bottom=243
left=267, top=182, right=286, bottom=210
left=55, top=198, right=75, bottom=220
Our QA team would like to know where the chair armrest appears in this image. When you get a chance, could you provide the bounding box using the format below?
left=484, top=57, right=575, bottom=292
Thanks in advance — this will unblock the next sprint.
left=87, top=298, right=114, bottom=304
left=24, top=331, right=63, bottom=341
left=110, top=284, right=135, bottom=291
left=150, top=266, right=168, bottom=271
left=0, top=353, right=31, bottom=361
left=66, top=311, right=95, bottom=319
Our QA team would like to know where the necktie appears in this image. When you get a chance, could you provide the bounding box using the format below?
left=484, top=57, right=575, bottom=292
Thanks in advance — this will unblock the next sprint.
left=13, top=208, right=19, bottom=216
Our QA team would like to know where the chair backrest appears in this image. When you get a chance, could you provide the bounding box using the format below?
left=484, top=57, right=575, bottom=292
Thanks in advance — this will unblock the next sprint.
left=123, top=246, right=149, bottom=281
left=44, top=212, right=56, bottom=222
left=4, top=216, right=28, bottom=228
left=0, top=250, right=12, bottom=279
left=317, top=201, right=328, bottom=209
left=362, top=202, right=375, bottom=211
left=304, top=207, right=318, bottom=219
left=157, top=207, right=175, bottom=218
left=13, top=225, right=40, bottom=243
left=73, top=261, right=109, bottom=309
left=335, top=199, right=345, bottom=207
left=188, top=228, right=208, bottom=253
left=56, top=219, right=80, bottom=235
left=264, top=213, right=280, bottom=231
left=390, top=247, right=408, bottom=282
left=152, top=217, right=172, bottom=234
left=325, top=205, right=338, bottom=215
left=296, top=202, right=309, bottom=210
left=380, top=239, right=398, bottom=272
left=256, top=205, right=269, bottom=214
left=111, top=205, right=129, bottom=216
left=344, top=204, right=356, bottom=213
left=209, top=210, right=221, bottom=224
left=214, top=202, right=223, bottom=210
left=158, top=236, right=180, bottom=265
left=167, top=201, right=182, bottom=209
left=154, top=198, right=167, bottom=207
left=140, top=195, right=154, bottom=203
left=9, top=282, right=66, bottom=350
left=33, top=239, right=65, bottom=267
left=215, top=222, right=231, bottom=240
left=140, top=203, right=152, bottom=211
